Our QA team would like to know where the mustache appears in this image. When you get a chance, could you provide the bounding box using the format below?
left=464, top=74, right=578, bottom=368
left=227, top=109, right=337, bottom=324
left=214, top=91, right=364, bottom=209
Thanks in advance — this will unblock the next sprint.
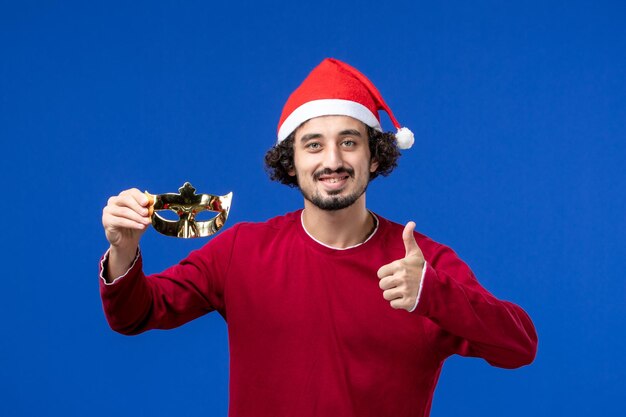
left=313, top=167, right=355, bottom=181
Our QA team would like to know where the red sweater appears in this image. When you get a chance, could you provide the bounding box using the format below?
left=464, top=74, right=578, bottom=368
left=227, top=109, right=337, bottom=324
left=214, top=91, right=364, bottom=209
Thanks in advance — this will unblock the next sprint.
left=100, top=211, right=537, bottom=417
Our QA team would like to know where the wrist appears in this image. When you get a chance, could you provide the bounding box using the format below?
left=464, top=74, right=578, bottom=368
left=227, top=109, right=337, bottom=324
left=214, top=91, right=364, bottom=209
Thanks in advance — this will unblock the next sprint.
left=107, top=245, right=139, bottom=281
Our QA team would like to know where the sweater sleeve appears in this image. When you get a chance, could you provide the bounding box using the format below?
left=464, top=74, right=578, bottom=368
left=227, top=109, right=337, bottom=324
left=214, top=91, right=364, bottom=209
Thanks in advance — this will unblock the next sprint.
left=99, top=224, right=239, bottom=335
left=414, top=241, right=538, bottom=369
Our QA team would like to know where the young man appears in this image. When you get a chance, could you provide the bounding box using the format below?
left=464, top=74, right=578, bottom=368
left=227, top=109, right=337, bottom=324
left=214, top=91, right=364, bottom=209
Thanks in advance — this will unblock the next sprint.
left=100, top=58, right=537, bottom=417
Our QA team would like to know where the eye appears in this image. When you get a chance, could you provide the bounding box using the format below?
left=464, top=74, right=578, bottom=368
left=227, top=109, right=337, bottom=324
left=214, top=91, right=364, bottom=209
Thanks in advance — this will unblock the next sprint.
left=341, top=139, right=356, bottom=147
left=305, top=142, right=322, bottom=151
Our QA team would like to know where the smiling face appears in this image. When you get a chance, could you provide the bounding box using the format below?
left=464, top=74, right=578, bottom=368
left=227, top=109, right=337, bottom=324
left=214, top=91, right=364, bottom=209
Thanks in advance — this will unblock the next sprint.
left=289, top=115, right=379, bottom=211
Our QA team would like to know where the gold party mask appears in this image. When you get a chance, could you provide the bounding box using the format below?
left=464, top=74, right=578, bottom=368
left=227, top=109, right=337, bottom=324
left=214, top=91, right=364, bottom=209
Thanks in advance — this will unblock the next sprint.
left=145, top=182, right=233, bottom=238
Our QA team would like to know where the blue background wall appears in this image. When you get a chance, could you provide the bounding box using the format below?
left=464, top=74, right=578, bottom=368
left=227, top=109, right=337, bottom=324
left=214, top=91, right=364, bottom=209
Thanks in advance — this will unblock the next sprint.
left=1, top=1, right=624, bottom=415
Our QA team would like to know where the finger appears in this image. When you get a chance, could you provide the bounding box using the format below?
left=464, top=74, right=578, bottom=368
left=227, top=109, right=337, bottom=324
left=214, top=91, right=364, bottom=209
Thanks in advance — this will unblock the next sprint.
left=144, top=191, right=155, bottom=217
left=402, top=221, right=421, bottom=258
left=377, top=261, right=401, bottom=279
left=103, top=205, right=150, bottom=230
left=379, top=276, right=401, bottom=291
left=120, top=188, right=151, bottom=207
left=104, top=205, right=151, bottom=226
left=390, top=298, right=407, bottom=310
left=383, top=288, right=403, bottom=302
left=106, top=216, right=150, bottom=231
left=112, top=193, right=150, bottom=217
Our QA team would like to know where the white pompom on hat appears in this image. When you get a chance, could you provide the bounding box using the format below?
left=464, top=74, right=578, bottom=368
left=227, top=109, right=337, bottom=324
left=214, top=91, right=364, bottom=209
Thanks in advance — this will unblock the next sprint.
left=277, top=58, right=414, bottom=150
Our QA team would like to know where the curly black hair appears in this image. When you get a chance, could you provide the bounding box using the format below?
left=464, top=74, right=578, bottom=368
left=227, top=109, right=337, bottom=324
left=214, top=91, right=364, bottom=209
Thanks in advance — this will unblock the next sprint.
left=264, top=125, right=401, bottom=188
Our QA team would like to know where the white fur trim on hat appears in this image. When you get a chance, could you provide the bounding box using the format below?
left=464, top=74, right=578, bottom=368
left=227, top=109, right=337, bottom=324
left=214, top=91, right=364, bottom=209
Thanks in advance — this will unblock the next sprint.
left=277, top=99, right=382, bottom=142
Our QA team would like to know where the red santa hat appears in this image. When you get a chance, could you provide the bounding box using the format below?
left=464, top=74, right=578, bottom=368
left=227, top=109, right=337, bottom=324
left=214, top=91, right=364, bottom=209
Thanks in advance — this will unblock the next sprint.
left=277, top=58, right=414, bottom=149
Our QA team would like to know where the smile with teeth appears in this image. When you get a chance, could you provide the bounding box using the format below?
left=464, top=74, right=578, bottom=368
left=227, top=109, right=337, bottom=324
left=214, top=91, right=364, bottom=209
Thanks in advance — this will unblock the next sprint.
left=320, top=175, right=349, bottom=183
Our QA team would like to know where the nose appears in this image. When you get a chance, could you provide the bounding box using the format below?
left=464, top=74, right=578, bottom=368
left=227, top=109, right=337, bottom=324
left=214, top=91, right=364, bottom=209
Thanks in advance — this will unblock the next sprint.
left=322, top=143, right=343, bottom=171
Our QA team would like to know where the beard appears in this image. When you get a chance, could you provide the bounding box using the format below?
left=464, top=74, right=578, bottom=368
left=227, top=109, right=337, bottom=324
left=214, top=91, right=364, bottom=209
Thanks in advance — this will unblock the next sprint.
left=298, top=167, right=368, bottom=211
left=307, top=189, right=366, bottom=211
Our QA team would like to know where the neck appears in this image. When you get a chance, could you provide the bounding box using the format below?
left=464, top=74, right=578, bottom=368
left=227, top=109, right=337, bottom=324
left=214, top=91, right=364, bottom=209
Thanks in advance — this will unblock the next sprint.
left=301, top=195, right=375, bottom=249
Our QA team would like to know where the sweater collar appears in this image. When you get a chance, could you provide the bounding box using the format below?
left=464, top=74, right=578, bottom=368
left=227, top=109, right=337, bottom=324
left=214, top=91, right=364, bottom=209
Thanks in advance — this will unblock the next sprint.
left=299, top=210, right=380, bottom=251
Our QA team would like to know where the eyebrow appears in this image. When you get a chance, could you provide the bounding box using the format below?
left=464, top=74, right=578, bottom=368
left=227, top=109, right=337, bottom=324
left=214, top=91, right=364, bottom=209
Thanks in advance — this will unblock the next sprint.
left=299, top=129, right=363, bottom=144
left=300, top=133, right=323, bottom=143
left=339, top=129, right=362, bottom=137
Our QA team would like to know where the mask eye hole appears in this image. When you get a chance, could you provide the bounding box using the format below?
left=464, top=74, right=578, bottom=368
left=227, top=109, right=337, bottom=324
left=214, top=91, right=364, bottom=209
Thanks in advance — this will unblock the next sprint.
left=194, top=210, right=218, bottom=222
left=155, top=208, right=180, bottom=221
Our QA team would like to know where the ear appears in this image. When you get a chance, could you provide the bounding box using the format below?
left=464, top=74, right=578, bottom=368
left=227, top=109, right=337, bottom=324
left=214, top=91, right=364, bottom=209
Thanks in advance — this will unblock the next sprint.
left=288, top=168, right=296, bottom=177
left=369, top=158, right=379, bottom=173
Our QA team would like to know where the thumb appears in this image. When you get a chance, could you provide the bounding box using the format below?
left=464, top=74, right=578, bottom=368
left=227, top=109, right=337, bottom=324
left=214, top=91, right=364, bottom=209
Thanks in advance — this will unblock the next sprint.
left=402, top=221, right=421, bottom=257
